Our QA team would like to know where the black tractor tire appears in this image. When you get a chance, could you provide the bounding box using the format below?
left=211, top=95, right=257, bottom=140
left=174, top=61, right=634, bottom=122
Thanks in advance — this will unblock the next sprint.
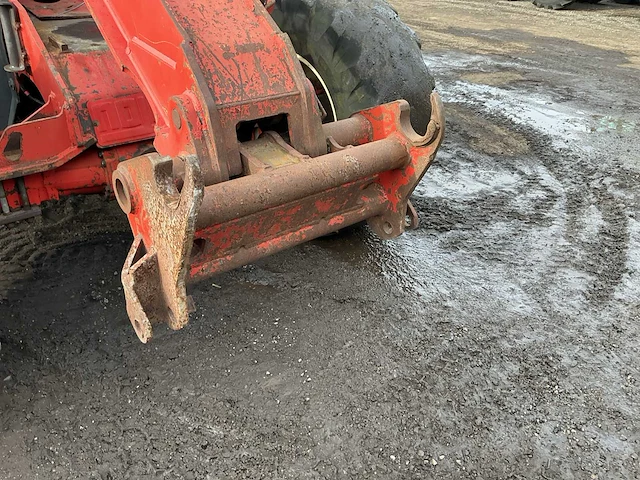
left=532, top=0, right=601, bottom=8
left=271, top=0, right=435, bottom=134
left=532, top=0, right=577, bottom=9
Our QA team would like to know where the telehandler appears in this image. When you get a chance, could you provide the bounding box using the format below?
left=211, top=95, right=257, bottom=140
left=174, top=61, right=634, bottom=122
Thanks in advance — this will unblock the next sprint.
left=0, top=0, right=444, bottom=341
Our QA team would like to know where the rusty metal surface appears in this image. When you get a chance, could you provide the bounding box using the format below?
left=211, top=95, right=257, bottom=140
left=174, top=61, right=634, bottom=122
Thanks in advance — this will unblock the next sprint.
left=190, top=183, right=387, bottom=280
left=322, top=115, right=373, bottom=148
left=362, top=94, right=445, bottom=240
left=405, top=199, right=419, bottom=230
left=197, top=137, right=409, bottom=228
left=192, top=94, right=444, bottom=280
left=114, top=94, right=444, bottom=341
left=239, top=132, right=306, bottom=174
left=114, top=154, right=204, bottom=343
left=0, top=2, right=151, bottom=181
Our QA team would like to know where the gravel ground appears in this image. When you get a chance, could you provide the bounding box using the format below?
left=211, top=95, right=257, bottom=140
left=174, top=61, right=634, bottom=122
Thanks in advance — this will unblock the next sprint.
left=1, top=1, right=639, bottom=479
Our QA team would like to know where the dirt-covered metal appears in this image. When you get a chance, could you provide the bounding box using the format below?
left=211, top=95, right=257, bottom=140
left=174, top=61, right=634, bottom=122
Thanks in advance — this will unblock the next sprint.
left=1, top=0, right=444, bottom=341
left=115, top=94, right=443, bottom=342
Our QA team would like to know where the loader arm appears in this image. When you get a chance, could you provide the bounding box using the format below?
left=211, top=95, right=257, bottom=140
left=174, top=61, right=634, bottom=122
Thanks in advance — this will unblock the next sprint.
left=82, top=0, right=444, bottom=342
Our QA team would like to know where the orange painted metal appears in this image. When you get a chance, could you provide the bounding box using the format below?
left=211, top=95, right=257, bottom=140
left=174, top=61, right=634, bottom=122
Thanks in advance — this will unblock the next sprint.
left=0, top=1, right=154, bottom=182
left=83, top=0, right=326, bottom=184
left=0, top=2, right=86, bottom=180
left=1, top=142, right=152, bottom=209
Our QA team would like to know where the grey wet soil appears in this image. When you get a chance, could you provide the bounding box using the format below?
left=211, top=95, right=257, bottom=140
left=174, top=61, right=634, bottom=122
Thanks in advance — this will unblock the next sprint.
left=1, top=1, right=640, bottom=478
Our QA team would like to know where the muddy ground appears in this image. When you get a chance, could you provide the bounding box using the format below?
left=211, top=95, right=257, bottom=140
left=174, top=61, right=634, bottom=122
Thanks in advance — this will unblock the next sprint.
left=1, top=0, right=639, bottom=478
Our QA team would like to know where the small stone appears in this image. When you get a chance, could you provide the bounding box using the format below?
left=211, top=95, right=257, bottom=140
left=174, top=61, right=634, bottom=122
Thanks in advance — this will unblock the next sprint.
left=390, top=455, right=396, bottom=461
left=439, top=455, right=445, bottom=460
left=431, top=459, right=438, bottom=466
left=417, top=450, right=424, bottom=457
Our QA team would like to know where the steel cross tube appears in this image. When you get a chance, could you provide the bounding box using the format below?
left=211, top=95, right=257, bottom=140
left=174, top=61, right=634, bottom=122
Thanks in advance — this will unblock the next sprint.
left=195, top=138, right=409, bottom=228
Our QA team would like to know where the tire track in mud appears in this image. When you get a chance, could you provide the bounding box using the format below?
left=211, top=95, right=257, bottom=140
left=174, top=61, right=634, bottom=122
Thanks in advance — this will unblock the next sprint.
left=409, top=50, right=636, bottom=310
left=340, top=45, right=639, bottom=477
left=0, top=196, right=130, bottom=301
left=343, top=87, right=639, bottom=476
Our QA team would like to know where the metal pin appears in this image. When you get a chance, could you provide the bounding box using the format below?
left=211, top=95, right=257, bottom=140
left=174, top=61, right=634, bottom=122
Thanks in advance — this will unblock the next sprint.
left=0, top=181, right=10, bottom=214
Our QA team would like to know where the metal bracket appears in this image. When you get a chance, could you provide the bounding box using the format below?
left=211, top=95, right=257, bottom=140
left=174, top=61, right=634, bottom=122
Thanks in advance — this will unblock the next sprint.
left=114, top=153, right=204, bottom=343
left=114, top=94, right=444, bottom=342
left=364, top=93, right=445, bottom=240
